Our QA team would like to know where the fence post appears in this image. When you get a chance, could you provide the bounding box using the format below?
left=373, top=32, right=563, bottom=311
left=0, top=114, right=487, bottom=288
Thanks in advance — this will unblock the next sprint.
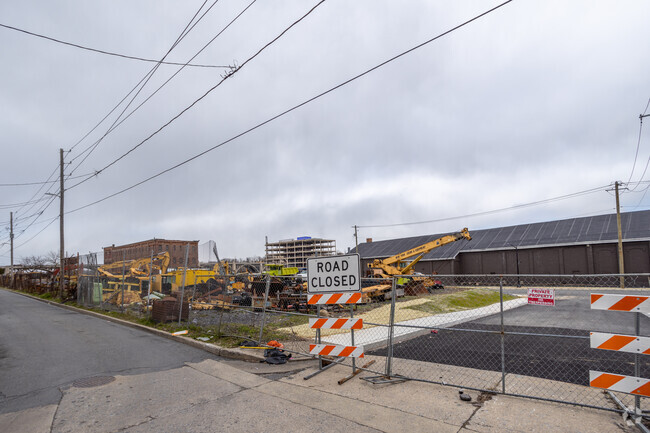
left=258, top=275, right=271, bottom=344
left=178, top=244, right=189, bottom=325
left=385, top=276, right=397, bottom=378
left=634, top=311, right=643, bottom=418
left=500, top=276, right=506, bottom=394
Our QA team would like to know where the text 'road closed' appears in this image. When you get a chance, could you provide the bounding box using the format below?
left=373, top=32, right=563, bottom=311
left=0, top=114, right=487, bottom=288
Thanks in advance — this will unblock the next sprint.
left=307, top=254, right=360, bottom=293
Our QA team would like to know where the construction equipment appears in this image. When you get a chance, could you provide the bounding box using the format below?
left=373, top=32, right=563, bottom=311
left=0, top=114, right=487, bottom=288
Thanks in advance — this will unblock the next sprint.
left=365, top=228, right=472, bottom=299
left=97, top=252, right=170, bottom=279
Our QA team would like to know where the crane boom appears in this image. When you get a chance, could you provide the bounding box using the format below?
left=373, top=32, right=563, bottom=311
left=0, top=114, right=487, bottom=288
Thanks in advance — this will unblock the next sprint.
left=369, top=228, right=471, bottom=277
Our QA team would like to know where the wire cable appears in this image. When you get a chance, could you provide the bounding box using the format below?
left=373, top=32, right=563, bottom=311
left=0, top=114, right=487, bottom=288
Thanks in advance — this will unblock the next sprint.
left=0, top=172, right=96, bottom=187
left=625, top=97, right=650, bottom=190
left=67, top=0, right=257, bottom=183
left=66, top=0, right=319, bottom=191
left=0, top=22, right=227, bottom=68
left=357, top=184, right=609, bottom=228
left=66, top=0, right=223, bottom=173
left=66, top=0, right=511, bottom=201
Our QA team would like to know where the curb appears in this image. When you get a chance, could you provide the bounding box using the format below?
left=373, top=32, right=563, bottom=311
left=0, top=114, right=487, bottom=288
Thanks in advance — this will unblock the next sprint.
left=3, top=288, right=266, bottom=363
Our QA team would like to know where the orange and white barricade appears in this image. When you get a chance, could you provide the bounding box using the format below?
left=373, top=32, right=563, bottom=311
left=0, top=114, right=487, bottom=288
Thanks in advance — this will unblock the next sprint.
left=308, top=293, right=363, bottom=305
left=310, top=344, right=364, bottom=358
left=590, top=332, right=650, bottom=355
left=590, top=294, right=650, bottom=313
left=309, top=318, right=363, bottom=330
left=589, top=371, right=650, bottom=397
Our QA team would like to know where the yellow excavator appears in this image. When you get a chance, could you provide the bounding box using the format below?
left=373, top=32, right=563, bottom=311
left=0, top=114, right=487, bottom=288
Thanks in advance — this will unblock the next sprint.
left=98, top=252, right=170, bottom=279
left=97, top=252, right=171, bottom=304
left=364, top=228, right=472, bottom=299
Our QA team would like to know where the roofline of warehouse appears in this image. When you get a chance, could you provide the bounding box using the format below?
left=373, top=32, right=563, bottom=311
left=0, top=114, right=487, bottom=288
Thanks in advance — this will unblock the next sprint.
left=359, top=237, right=650, bottom=261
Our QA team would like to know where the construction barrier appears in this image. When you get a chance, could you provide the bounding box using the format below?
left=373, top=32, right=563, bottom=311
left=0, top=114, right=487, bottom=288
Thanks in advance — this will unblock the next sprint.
left=307, top=293, right=363, bottom=305
left=309, top=344, right=365, bottom=358
left=590, top=332, right=650, bottom=355
left=309, top=318, right=363, bottom=330
left=589, top=371, right=650, bottom=397
left=590, top=293, right=650, bottom=313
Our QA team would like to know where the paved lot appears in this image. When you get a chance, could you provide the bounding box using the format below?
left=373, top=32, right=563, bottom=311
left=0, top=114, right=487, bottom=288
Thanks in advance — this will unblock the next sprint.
left=371, top=289, right=650, bottom=385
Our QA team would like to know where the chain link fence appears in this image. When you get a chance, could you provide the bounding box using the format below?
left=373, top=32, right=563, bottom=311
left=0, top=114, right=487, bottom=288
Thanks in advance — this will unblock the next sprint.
left=68, top=263, right=650, bottom=418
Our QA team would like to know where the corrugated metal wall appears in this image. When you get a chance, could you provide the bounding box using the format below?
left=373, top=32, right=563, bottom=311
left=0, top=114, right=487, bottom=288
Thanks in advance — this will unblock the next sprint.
left=361, top=241, right=650, bottom=276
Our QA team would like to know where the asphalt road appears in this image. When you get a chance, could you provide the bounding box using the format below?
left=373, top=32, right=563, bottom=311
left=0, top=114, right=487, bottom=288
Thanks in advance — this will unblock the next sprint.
left=372, top=288, right=650, bottom=385
left=0, top=289, right=216, bottom=415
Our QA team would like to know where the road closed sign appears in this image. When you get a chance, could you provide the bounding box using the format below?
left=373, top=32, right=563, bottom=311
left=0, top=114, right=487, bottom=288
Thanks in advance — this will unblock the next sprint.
left=307, top=254, right=360, bottom=294
left=527, top=288, right=555, bottom=306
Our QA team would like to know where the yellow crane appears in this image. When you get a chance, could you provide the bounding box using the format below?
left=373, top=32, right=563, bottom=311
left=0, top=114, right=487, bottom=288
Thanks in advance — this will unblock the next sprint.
left=364, top=228, right=471, bottom=299
left=368, top=228, right=471, bottom=278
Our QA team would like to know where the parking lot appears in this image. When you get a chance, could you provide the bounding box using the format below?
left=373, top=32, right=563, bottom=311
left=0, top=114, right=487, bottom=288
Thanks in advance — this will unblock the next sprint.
left=370, top=288, right=650, bottom=386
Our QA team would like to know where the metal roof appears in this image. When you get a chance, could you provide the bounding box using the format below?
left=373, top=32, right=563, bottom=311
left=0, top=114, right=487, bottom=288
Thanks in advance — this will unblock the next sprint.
left=353, top=210, right=650, bottom=261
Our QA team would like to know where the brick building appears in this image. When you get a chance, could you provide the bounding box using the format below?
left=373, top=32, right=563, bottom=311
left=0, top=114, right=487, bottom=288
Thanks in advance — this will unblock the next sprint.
left=103, top=239, right=199, bottom=268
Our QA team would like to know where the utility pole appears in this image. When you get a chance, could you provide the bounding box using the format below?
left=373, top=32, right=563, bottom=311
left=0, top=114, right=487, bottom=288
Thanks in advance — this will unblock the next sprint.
left=354, top=225, right=359, bottom=252
left=59, top=148, right=65, bottom=299
left=615, top=181, right=624, bottom=289
left=10, top=212, right=14, bottom=289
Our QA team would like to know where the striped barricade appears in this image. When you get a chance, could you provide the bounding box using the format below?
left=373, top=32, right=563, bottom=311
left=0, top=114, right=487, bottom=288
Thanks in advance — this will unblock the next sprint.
left=589, top=371, right=650, bottom=397
left=308, top=293, right=363, bottom=305
left=590, top=294, right=650, bottom=313
left=310, top=344, right=364, bottom=358
left=310, top=318, right=363, bottom=330
left=590, top=332, right=650, bottom=355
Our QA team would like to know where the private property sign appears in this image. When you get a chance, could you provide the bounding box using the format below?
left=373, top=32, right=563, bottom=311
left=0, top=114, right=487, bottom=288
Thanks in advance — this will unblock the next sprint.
left=527, top=288, right=555, bottom=306
left=307, top=254, right=360, bottom=294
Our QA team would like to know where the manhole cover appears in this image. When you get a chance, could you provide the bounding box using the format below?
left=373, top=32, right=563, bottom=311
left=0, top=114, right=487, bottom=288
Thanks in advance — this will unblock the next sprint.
left=72, top=376, right=116, bottom=388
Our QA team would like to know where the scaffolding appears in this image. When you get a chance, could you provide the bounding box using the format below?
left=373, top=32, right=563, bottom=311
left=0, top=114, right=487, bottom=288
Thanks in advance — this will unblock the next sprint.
left=265, top=237, right=336, bottom=269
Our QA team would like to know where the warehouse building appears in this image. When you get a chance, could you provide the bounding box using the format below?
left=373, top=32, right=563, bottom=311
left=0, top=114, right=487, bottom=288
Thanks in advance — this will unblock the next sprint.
left=103, top=239, right=199, bottom=268
left=354, top=210, right=650, bottom=276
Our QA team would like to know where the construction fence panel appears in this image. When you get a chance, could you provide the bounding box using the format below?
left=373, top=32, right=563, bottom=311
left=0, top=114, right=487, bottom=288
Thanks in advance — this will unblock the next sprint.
left=380, top=273, right=650, bottom=417
left=374, top=274, right=506, bottom=391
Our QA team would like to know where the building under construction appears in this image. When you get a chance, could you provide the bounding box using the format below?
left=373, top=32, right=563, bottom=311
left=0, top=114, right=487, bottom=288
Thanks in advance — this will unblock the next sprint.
left=103, top=239, right=199, bottom=268
left=265, top=236, right=336, bottom=269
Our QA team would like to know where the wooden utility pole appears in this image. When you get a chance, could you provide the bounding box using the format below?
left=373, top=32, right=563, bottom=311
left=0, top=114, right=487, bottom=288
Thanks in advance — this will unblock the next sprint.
left=615, top=181, right=624, bottom=289
left=10, top=211, right=14, bottom=289
left=354, top=225, right=359, bottom=251
left=59, top=148, right=65, bottom=299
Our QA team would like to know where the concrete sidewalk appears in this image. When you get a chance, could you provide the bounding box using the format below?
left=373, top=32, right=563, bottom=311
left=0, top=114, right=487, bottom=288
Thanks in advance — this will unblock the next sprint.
left=4, top=357, right=637, bottom=433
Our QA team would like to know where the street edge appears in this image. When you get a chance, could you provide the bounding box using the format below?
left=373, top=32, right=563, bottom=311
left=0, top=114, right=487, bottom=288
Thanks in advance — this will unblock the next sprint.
left=1, top=287, right=266, bottom=362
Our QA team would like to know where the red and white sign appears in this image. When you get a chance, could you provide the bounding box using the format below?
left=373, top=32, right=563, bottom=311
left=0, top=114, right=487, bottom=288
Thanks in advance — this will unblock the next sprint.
left=309, top=318, right=363, bottom=330
left=590, top=332, right=650, bottom=355
left=309, top=344, right=364, bottom=358
left=590, top=371, right=650, bottom=397
left=527, top=288, right=555, bottom=306
left=590, top=294, right=650, bottom=313
left=308, top=293, right=363, bottom=305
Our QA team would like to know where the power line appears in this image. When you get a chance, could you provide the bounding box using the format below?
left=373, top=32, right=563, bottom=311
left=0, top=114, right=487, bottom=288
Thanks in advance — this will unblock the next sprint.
left=0, top=22, right=227, bottom=68
left=357, top=184, right=610, bottom=229
left=67, top=0, right=317, bottom=191
left=0, top=172, right=95, bottom=187
left=66, top=0, right=512, bottom=204
left=66, top=0, right=224, bottom=174
left=66, top=0, right=257, bottom=184
left=625, top=97, right=650, bottom=189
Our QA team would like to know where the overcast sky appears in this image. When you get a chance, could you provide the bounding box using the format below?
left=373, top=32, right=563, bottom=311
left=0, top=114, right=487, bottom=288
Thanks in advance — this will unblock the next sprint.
left=1, top=0, right=649, bottom=265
